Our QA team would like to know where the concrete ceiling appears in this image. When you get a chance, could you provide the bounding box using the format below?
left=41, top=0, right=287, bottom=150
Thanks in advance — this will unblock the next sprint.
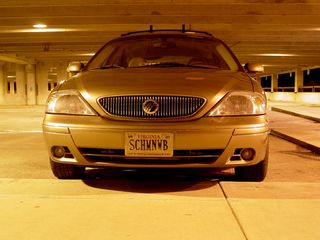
left=0, top=0, right=320, bottom=74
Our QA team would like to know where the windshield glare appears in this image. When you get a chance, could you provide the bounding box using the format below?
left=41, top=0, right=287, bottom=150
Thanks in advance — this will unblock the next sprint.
left=87, top=36, right=240, bottom=71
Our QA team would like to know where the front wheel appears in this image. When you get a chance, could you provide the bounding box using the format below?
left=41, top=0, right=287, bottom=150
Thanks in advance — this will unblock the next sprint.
left=50, top=159, right=85, bottom=179
left=235, top=150, right=269, bottom=182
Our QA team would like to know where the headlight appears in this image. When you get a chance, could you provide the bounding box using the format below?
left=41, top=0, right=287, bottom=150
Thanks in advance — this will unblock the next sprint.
left=46, top=90, right=96, bottom=115
left=207, top=91, right=266, bottom=117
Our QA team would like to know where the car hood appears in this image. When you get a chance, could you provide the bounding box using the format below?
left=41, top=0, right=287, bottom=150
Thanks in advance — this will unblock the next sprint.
left=60, top=68, right=253, bottom=118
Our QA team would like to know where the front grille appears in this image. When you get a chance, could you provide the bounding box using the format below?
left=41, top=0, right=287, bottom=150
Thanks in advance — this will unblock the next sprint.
left=98, top=96, right=205, bottom=118
left=79, top=148, right=223, bottom=165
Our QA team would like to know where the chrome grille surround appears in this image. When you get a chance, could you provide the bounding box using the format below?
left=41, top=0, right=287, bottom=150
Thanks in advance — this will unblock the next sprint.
left=98, top=95, right=206, bottom=118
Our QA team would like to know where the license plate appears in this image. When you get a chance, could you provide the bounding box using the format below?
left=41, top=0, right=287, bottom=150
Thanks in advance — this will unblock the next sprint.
left=125, top=132, right=173, bottom=157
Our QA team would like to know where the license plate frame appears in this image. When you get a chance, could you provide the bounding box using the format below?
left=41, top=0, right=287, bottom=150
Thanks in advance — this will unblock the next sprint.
left=125, top=132, right=174, bottom=157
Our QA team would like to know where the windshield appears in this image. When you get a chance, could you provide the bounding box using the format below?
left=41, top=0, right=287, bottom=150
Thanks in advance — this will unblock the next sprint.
left=87, top=35, right=241, bottom=71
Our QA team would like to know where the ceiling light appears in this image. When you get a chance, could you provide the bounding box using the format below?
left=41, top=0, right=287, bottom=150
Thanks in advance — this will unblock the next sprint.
left=33, top=24, right=47, bottom=29
left=82, top=53, right=95, bottom=56
left=7, top=75, right=16, bottom=79
left=75, top=53, right=95, bottom=56
left=28, top=28, right=67, bottom=33
left=254, top=53, right=298, bottom=57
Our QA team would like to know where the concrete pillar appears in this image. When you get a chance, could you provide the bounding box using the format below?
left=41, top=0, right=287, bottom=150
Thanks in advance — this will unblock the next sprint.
left=0, top=62, right=4, bottom=104
left=16, top=64, right=26, bottom=104
left=25, top=64, right=36, bottom=105
left=295, top=68, right=303, bottom=93
left=271, top=73, right=278, bottom=92
left=36, top=62, right=50, bottom=105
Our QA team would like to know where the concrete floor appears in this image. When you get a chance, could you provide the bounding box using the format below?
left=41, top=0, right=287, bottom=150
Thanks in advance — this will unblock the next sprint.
left=0, top=105, right=319, bottom=240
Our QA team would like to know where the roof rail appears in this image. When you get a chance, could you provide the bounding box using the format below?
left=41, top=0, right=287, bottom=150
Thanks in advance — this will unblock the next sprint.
left=121, top=24, right=212, bottom=37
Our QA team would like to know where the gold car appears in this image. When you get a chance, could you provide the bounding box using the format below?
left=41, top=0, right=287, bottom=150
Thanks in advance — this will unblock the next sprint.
left=43, top=29, right=269, bottom=181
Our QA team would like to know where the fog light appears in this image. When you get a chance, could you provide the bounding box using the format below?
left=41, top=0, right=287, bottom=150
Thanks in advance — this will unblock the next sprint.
left=52, top=146, right=65, bottom=158
left=240, top=148, right=255, bottom=161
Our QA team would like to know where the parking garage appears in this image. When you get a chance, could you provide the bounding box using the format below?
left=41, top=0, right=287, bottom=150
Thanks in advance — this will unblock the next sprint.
left=0, top=1, right=320, bottom=240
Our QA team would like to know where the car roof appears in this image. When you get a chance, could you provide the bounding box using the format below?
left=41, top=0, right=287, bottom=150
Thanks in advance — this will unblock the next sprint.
left=121, top=29, right=212, bottom=37
left=118, top=26, right=215, bottom=40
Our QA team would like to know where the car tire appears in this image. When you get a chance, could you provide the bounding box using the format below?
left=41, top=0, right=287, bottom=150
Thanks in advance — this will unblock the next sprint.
left=235, top=149, right=269, bottom=182
left=50, top=159, right=85, bottom=179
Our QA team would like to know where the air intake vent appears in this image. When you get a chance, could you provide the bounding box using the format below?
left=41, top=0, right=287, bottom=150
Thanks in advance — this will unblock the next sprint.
left=79, top=148, right=223, bottom=164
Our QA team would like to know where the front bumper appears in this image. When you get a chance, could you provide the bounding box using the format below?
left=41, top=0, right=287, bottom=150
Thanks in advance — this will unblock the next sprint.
left=43, top=114, right=269, bottom=168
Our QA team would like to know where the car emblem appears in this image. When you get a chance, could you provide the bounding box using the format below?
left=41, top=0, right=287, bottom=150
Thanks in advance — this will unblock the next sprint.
left=142, top=99, right=159, bottom=115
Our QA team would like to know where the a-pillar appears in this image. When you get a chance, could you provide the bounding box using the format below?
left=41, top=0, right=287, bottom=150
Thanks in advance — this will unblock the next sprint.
left=25, top=64, right=36, bottom=105
left=295, top=68, right=303, bottom=93
left=0, top=62, right=4, bottom=104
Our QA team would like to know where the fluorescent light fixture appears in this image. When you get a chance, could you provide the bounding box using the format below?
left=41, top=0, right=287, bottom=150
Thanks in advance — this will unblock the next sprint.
left=254, top=53, right=298, bottom=57
left=8, top=28, right=68, bottom=33
left=25, top=28, right=68, bottom=33
left=7, top=26, right=71, bottom=33
left=82, top=53, right=95, bottom=56
left=33, top=24, right=47, bottom=29
left=75, top=53, right=95, bottom=56
left=1, top=26, right=75, bottom=33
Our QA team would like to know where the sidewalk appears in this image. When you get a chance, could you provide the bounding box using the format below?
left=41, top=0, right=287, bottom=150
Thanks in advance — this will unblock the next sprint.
left=0, top=104, right=319, bottom=240
left=0, top=179, right=319, bottom=240
left=268, top=101, right=320, bottom=154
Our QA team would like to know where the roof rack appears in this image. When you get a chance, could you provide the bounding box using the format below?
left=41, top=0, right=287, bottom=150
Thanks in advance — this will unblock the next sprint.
left=121, top=24, right=212, bottom=37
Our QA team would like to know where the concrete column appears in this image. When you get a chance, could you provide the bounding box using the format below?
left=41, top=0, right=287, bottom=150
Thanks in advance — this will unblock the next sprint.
left=295, top=68, right=303, bottom=93
left=0, top=62, right=4, bottom=104
left=25, top=64, right=36, bottom=105
left=16, top=64, right=26, bottom=104
left=271, top=73, right=278, bottom=92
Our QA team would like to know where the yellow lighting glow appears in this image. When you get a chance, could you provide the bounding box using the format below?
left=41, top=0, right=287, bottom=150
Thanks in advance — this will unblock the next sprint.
left=254, top=53, right=298, bottom=57
left=22, top=28, right=68, bottom=33
left=79, top=53, right=95, bottom=56
left=1, top=27, right=75, bottom=33
left=33, top=24, right=47, bottom=29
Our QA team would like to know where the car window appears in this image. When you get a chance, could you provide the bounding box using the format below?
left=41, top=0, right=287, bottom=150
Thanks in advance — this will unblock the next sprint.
left=216, top=44, right=239, bottom=71
left=87, top=45, right=115, bottom=69
left=87, top=36, right=240, bottom=71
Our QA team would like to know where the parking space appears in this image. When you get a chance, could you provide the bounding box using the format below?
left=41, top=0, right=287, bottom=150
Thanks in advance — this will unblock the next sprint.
left=0, top=106, right=319, bottom=239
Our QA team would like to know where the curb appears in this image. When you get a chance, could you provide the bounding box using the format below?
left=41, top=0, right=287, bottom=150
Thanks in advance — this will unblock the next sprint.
left=270, top=129, right=320, bottom=154
left=271, top=107, right=320, bottom=123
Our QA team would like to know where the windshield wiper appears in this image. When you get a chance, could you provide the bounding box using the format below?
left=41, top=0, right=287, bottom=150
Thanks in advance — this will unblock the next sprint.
left=186, top=64, right=218, bottom=69
left=146, top=62, right=188, bottom=68
left=100, top=65, right=125, bottom=69
left=143, top=62, right=218, bottom=69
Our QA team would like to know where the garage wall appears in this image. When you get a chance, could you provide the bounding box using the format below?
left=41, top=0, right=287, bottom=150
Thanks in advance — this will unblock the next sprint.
left=36, top=61, right=69, bottom=105
left=0, top=61, right=69, bottom=106
left=0, top=63, right=26, bottom=105
left=267, top=92, right=320, bottom=105
left=1, top=61, right=320, bottom=106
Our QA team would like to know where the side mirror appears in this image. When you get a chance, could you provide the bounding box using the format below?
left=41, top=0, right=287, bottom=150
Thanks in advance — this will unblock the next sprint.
left=244, top=63, right=264, bottom=73
left=67, top=62, right=84, bottom=74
